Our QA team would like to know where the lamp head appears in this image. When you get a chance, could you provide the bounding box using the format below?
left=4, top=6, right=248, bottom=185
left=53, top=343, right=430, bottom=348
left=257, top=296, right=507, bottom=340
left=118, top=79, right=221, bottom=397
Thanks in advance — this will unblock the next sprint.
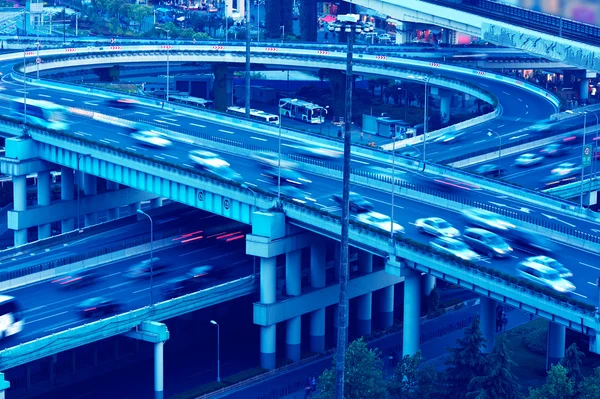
left=136, top=209, right=144, bottom=215
left=210, top=320, right=218, bottom=325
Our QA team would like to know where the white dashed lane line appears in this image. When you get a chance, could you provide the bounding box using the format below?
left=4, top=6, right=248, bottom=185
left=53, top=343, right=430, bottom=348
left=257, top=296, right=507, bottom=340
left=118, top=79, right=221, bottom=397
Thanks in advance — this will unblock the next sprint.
left=219, top=129, right=234, bottom=134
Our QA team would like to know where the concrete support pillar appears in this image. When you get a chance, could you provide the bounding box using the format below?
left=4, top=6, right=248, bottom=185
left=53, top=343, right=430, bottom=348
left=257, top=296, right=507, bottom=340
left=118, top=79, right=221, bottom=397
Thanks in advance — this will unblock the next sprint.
left=332, top=303, right=339, bottom=346
left=83, top=174, right=97, bottom=227
left=130, top=202, right=141, bottom=215
left=260, top=257, right=276, bottom=304
left=37, top=171, right=52, bottom=240
left=403, top=271, right=421, bottom=357
left=311, top=242, right=326, bottom=288
left=480, top=296, right=496, bottom=354
left=440, top=91, right=451, bottom=124
left=310, top=308, right=325, bottom=353
left=260, top=324, right=276, bottom=370
left=333, top=241, right=341, bottom=280
left=106, top=180, right=120, bottom=221
left=580, top=78, right=590, bottom=104
left=547, top=323, right=566, bottom=369
left=378, top=285, right=394, bottom=329
left=61, top=167, right=75, bottom=232
left=150, top=198, right=163, bottom=209
left=154, top=341, right=164, bottom=399
left=395, top=21, right=413, bottom=44
left=286, top=249, right=301, bottom=297
left=13, top=174, right=27, bottom=246
left=422, top=274, right=436, bottom=296
left=356, top=251, right=373, bottom=336
left=0, top=372, right=9, bottom=399
left=286, top=316, right=301, bottom=362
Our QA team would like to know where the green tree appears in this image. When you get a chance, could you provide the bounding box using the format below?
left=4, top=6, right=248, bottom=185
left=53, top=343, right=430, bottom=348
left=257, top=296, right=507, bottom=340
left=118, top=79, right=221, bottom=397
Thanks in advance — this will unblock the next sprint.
left=314, top=338, right=388, bottom=399
left=264, top=0, right=282, bottom=38
left=466, top=336, right=522, bottom=399
left=560, top=343, right=584, bottom=385
left=426, top=286, right=441, bottom=318
left=579, top=367, right=600, bottom=399
left=527, top=364, right=574, bottom=399
left=388, top=351, right=439, bottom=399
left=443, top=315, right=487, bottom=399
left=298, top=0, right=317, bottom=41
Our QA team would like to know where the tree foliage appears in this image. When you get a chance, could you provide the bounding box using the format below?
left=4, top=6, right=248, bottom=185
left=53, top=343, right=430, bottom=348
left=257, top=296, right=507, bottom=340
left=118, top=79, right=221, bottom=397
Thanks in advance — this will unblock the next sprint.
left=561, top=343, right=585, bottom=386
left=314, top=338, right=388, bottom=399
left=443, top=315, right=487, bottom=399
left=578, top=367, right=600, bottom=399
left=298, top=0, right=317, bottom=41
left=388, top=351, right=439, bottom=399
left=264, top=0, right=282, bottom=38
left=527, top=364, right=574, bottom=399
left=466, top=336, right=522, bottom=399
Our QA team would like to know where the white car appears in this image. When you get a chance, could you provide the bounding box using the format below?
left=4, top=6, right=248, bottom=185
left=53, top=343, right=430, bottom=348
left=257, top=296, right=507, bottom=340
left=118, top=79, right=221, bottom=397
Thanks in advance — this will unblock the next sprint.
left=430, top=237, right=480, bottom=261
left=550, top=162, right=581, bottom=177
left=434, top=131, right=465, bottom=144
left=292, top=145, right=342, bottom=160
left=130, top=130, right=172, bottom=148
left=356, top=212, right=404, bottom=234
left=520, top=256, right=572, bottom=278
left=515, top=153, right=543, bottom=167
left=415, top=217, right=460, bottom=238
left=251, top=151, right=297, bottom=169
left=189, top=150, right=230, bottom=168
left=517, top=262, right=575, bottom=294
left=462, top=208, right=515, bottom=231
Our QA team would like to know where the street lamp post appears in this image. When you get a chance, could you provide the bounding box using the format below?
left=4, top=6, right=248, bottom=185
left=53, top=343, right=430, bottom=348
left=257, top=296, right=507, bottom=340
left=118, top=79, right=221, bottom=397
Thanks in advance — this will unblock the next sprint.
left=280, top=25, right=285, bottom=43
left=589, top=112, right=599, bottom=179
left=277, top=106, right=283, bottom=202
left=210, top=320, right=221, bottom=383
left=390, top=139, right=396, bottom=239
left=155, top=27, right=171, bottom=103
left=76, top=153, right=88, bottom=230
left=422, top=76, right=431, bottom=161
left=224, top=4, right=228, bottom=42
left=36, top=41, right=40, bottom=79
left=487, top=129, right=501, bottom=175
left=581, top=112, right=588, bottom=208
left=241, top=183, right=257, bottom=208
left=245, top=0, right=251, bottom=117
left=137, top=209, right=154, bottom=306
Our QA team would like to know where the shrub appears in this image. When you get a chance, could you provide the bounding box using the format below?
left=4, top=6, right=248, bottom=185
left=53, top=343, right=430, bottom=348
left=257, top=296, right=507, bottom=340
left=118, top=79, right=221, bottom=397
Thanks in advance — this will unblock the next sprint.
left=524, top=327, right=548, bottom=354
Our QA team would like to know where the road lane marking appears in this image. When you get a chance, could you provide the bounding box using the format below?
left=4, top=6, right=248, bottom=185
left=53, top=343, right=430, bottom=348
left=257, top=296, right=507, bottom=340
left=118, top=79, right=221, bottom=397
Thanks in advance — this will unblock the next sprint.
left=154, top=119, right=181, bottom=127
left=183, top=164, right=195, bottom=168
left=191, top=123, right=206, bottom=128
left=251, top=136, right=267, bottom=141
left=135, top=111, right=149, bottom=116
left=515, top=118, right=521, bottom=121
left=104, top=138, right=119, bottom=144
left=84, top=102, right=98, bottom=106
left=109, top=282, right=132, bottom=289
left=351, top=159, right=369, bottom=165
left=502, top=91, right=510, bottom=96
left=98, top=272, right=121, bottom=279
left=218, top=129, right=234, bottom=134
left=26, top=311, right=69, bottom=324
left=474, top=140, right=486, bottom=144
left=161, top=117, right=178, bottom=122
left=60, top=98, right=74, bottom=102
left=44, top=319, right=80, bottom=332
left=518, top=98, right=523, bottom=102
left=154, top=155, right=165, bottom=160
left=161, top=153, right=178, bottom=159
left=572, top=292, right=587, bottom=299
left=99, top=139, right=110, bottom=144
left=580, top=262, right=600, bottom=271
left=509, top=134, right=529, bottom=140
left=588, top=281, right=597, bottom=286
left=39, top=94, right=50, bottom=98
left=126, top=147, right=137, bottom=152
left=243, top=181, right=257, bottom=187
left=496, top=124, right=505, bottom=128
left=363, top=195, right=404, bottom=209
left=133, top=287, right=149, bottom=293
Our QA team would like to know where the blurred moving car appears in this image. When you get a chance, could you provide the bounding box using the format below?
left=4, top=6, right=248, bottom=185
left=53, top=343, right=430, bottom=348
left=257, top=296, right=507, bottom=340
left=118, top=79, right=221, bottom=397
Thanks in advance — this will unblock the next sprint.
left=520, top=256, right=572, bottom=278
left=356, top=212, right=404, bottom=233
left=462, top=228, right=512, bottom=258
left=550, top=162, right=581, bottom=178
left=515, top=153, right=543, bottom=167
left=251, top=151, right=297, bottom=169
left=52, top=269, right=99, bottom=289
left=331, top=192, right=373, bottom=213
left=130, top=128, right=172, bottom=148
left=415, top=217, right=460, bottom=238
left=516, top=262, right=575, bottom=294
left=462, top=208, right=515, bottom=231
left=189, top=149, right=243, bottom=183
left=540, top=143, right=567, bottom=157
left=105, top=98, right=137, bottom=109
left=474, top=164, right=502, bottom=177
left=0, top=296, right=24, bottom=339
left=11, top=98, right=70, bottom=131
left=430, top=237, right=480, bottom=261
left=434, top=131, right=465, bottom=144
left=504, top=228, right=555, bottom=254
left=290, top=144, right=342, bottom=160
left=77, top=297, right=123, bottom=318
left=261, top=167, right=309, bottom=187
left=124, top=258, right=168, bottom=279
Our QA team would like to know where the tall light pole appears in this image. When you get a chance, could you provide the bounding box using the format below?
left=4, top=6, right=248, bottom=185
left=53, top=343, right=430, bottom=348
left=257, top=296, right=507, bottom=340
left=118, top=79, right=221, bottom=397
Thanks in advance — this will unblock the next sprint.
left=22, top=47, right=27, bottom=135
left=256, top=0, right=260, bottom=43
left=245, top=0, right=251, bottom=117
left=280, top=25, right=285, bottom=43
left=76, top=154, right=87, bottom=230
left=210, top=320, right=220, bottom=383
left=277, top=106, right=283, bottom=202
left=156, top=27, right=171, bottom=103
left=589, top=112, right=599, bottom=179
left=390, top=139, right=396, bottom=239
left=224, top=4, right=228, bottom=42
left=335, top=12, right=360, bottom=399
left=36, top=41, right=40, bottom=79
left=487, top=129, right=501, bottom=175
left=137, top=209, right=155, bottom=306
left=581, top=112, right=588, bottom=208
left=420, top=75, right=432, bottom=161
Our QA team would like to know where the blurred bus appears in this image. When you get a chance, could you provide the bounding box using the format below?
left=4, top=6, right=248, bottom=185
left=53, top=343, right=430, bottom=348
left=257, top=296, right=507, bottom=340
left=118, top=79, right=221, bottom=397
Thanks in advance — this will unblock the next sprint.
left=227, top=106, right=279, bottom=124
left=278, top=98, right=327, bottom=124
left=0, top=295, right=24, bottom=339
left=11, top=98, right=70, bottom=131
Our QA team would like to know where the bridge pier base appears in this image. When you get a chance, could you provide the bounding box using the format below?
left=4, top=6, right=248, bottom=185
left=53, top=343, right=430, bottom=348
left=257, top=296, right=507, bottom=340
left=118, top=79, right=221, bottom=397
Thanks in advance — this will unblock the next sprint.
left=310, top=308, right=326, bottom=353
left=285, top=249, right=302, bottom=362
left=61, top=167, right=75, bottom=233
left=155, top=341, right=164, bottom=399
left=480, top=296, right=496, bottom=354
left=403, top=269, right=421, bottom=357
left=286, top=316, right=301, bottom=362
left=547, top=323, right=566, bottom=369
left=13, top=174, right=27, bottom=247
left=260, top=256, right=277, bottom=369
left=356, top=251, right=373, bottom=337
left=0, top=373, right=9, bottom=398
left=37, top=170, right=52, bottom=240
left=261, top=325, right=276, bottom=370
left=150, top=198, right=163, bottom=209
left=310, top=242, right=326, bottom=352
left=106, top=181, right=120, bottom=221
left=377, top=285, right=394, bottom=329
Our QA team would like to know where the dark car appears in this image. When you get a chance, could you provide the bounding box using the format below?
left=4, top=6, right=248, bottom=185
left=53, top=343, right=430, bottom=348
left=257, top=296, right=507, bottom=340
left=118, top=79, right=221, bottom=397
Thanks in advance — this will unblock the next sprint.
left=105, top=98, right=137, bottom=109
left=77, top=297, right=122, bottom=318
left=540, top=143, right=567, bottom=157
left=261, top=167, right=308, bottom=187
left=504, top=228, right=556, bottom=255
left=124, top=258, right=168, bottom=279
left=162, top=276, right=199, bottom=299
left=462, top=228, right=513, bottom=258
left=52, top=269, right=99, bottom=289
left=331, top=192, right=373, bottom=213
left=474, top=163, right=503, bottom=177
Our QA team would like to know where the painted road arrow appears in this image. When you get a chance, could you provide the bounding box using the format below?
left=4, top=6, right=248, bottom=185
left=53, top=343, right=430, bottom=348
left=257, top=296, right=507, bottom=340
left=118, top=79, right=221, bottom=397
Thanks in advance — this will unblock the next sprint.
left=542, top=213, right=576, bottom=228
left=489, top=201, right=531, bottom=213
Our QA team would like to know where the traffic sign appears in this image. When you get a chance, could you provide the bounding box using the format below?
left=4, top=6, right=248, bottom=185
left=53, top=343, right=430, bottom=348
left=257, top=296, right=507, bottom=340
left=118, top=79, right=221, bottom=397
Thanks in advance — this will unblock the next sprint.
left=583, top=144, right=592, bottom=167
left=36, top=58, right=41, bottom=64
left=110, top=37, right=115, bottom=44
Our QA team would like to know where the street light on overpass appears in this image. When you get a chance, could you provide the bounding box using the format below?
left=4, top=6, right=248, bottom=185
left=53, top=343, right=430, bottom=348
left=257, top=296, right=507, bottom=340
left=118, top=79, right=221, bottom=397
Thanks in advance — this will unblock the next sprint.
left=210, top=320, right=221, bottom=383
left=566, top=110, right=589, bottom=208
left=487, top=129, right=501, bottom=176
left=137, top=208, right=155, bottom=306
left=155, top=26, right=171, bottom=103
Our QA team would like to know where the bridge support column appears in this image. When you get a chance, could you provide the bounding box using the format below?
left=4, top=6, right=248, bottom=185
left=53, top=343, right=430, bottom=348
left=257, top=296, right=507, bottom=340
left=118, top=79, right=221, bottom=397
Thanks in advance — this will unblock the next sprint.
left=547, top=323, right=566, bottom=369
left=580, top=78, right=590, bottom=104
left=286, top=249, right=302, bottom=362
left=13, top=174, right=27, bottom=247
left=260, top=256, right=276, bottom=369
left=377, top=285, right=394, bottom=329
left=310, top=242, right=326, bottom=353
left=423, top=274, right=436, bottom=296
left=213, top=64, right=229, bottom=112
left=37, top=170, right=52, bottom=240
left=106, top=181, right=120, bottom=221
left=440, top=90, right=451, bottom=124
left=480, top=296, right=496, bottom=354
left=61, top=167, right=75, bottom=232
left=356, top=251, right=373, bottom=337
left=395, top=22, right=414, bottom=44
left=130, top=202, right=141, bottom=215
left=150, top=198, right=163, bottom=209
left=155, top=342, right=164, bottom=399
left=0, top=373, right=9, bottom=399
left=403, top=270, right=421, bottom=357
left=83, top=174, right=97, bottom=227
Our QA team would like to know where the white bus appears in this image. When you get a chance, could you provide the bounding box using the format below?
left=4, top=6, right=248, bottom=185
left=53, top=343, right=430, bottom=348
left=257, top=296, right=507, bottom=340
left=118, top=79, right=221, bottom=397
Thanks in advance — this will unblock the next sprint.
left=278, top=98, right=327, bottom=124
left=11, top=98, right=70, bottom=131
left=227, top=106, right=279, bottom=125
left=0, top=295, right=24, bottom=339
